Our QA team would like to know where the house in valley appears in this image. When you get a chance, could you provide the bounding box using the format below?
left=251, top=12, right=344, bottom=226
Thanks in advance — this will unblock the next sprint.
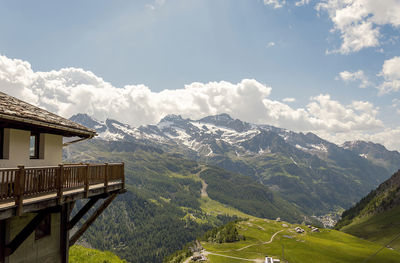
left=0, top=91, right=125, bottom=263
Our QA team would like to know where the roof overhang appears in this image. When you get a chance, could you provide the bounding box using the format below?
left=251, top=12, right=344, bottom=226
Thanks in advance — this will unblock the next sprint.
left=0, top=113, right=97, bottom=138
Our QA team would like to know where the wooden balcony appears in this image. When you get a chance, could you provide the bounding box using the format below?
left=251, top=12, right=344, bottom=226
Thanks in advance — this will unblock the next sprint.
left=0, top=163, right=125, bottom=220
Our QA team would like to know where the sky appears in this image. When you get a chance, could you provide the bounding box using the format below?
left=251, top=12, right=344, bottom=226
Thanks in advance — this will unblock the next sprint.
left=0, top=0, right=400, bottom=150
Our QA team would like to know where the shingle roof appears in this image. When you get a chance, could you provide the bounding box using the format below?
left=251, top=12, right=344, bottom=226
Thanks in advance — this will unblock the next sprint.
left=0, top=91, right=96, bottom=138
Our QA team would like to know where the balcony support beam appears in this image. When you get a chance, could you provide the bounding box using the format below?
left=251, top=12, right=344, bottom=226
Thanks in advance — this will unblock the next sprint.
left=67, top=196, right=100, bottom=230
left=60, top=202, right=71, bottom=263
left=69, top=193, right=117, bottom=247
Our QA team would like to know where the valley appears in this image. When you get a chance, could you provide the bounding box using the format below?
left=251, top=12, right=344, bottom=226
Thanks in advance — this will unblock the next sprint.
left=64, top=113, right=400, bottom=263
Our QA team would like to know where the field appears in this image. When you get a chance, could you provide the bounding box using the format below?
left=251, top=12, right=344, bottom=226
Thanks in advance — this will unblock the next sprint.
left=200, top=218, right=400, bottom=263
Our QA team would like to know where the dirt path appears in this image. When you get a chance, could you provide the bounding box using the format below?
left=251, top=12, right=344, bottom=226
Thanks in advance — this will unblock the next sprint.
left=236, top=229, right=283, bottom=251
left=196, top=165, right=208, bottom=198
left=203, top=251, right=264, bottom=262
left=205, top=228, right=284, bottom=257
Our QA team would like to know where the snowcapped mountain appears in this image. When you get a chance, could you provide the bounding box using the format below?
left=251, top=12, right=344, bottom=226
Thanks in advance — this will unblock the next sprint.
left=70, top=113, right=339, bottom=158
left=70, top=113, right=400, bottom=215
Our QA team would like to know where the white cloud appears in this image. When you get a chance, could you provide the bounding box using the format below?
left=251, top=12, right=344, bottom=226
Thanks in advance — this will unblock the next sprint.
left=338, top=70, right=370, bottom=88
left=264, top=0, right=286, bottom=9
left=283, top=97, right=296, bottom=102
left=295, top=0, right=311, bottom=6
left=146, top=0, right=166, bottom=10
left=378, top=56, right=400, bottom=94
left=316, top=0, right=400, bottom=54
left=266, top=41, right=276, bottom=47
left=0, top=54, right=398, bottom=150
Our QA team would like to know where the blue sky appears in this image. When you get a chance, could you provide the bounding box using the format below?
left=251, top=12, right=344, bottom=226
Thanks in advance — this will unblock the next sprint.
left=0, top=0, right=400, bottom=149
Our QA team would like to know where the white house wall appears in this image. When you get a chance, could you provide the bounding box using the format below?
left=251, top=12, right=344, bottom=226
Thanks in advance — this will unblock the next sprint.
left=0, top=128, right=63, bottom=168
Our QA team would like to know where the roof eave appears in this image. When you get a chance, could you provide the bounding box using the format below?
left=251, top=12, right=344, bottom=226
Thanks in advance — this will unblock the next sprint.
left=0, top=113, right=97, bottom=138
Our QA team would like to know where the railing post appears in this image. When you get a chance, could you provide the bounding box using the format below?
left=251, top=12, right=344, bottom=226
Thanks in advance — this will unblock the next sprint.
left=121, top=162, right=125, bottom=189
left=104, top=163, right=109, bottom=190
left=84, top=164, right=89, bottom=198
left=57, top=164, right=64, bottom=205
left=15, top=166, right=25, bottom=216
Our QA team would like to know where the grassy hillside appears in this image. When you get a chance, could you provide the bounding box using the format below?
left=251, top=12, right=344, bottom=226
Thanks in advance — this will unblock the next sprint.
left=198, top=218, right=400, bottom=263
left=335, top=170, right=400, bottom=250
left=340, top=206, right=400, bottom=250
left=70, top=245, right=127, bottom=263
left=65, top=139, right=302, bottom=262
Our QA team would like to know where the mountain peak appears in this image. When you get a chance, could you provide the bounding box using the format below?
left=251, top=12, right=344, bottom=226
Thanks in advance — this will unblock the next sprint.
left=69, top=113, right=104, bottom=130
left=199, top=113, right=251, bottom=132
left=207, top=113, right=233, bottom=121
left=159, top=114, right=184, bottom=123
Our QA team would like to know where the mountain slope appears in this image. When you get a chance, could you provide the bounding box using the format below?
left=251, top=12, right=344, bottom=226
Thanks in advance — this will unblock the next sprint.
left=343, top=140, right=400, bottom=174
left=64, top=139, right=303, bottom=262
left=336, top=170, right=400, bottom=249
left=70, top=113, right=399, bottom=216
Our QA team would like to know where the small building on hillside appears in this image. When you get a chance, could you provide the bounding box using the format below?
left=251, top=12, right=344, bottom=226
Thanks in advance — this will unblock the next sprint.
left=265, top=256, right=280, bottom=263
left=0, top=91, right=125, bottom=263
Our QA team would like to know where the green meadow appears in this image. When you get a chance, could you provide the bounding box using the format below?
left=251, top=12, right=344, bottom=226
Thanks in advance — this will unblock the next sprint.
left=341, top=205, right=400, bottom=250
left=201, top=218, right=400, bottom=263
left=70, top=245, right=128, bottom=263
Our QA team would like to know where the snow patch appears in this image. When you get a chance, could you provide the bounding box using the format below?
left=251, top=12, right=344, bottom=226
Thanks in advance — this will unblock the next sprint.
left=308, top=143, right=328, bottom=153
left=99, top=130, right=124, bottom=141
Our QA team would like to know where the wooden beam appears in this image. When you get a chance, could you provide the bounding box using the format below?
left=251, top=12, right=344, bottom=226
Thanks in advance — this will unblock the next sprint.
left=57, top=164, right=64, bottom=205
left=69, top=194, right=117, bottom=246
left=84, top=164, right=89, bottom=198
left=5, top=210, right=49, bottom=256
left=67, top=197, right=99, bottom=230
left=15, top=166, right=25, bottom=216
left=60, top=203, right=70, bottom=263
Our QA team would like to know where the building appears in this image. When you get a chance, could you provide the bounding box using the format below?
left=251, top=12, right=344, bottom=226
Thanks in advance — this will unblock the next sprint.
left=265, top=256, right=280, bottom=263
left=0, top=92, right=125, bottom=263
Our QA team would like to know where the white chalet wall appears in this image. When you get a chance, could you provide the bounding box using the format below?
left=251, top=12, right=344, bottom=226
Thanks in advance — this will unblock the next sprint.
left=0, top=128, right=63, bottom=168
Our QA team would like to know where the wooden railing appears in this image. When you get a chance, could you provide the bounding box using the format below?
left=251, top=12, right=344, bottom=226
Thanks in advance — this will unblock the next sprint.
left=0, top=163, right=124, bottom=209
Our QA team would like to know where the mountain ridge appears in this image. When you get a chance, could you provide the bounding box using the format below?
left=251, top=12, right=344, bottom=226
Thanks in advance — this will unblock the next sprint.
left=70, top=113, right=400, bottom=216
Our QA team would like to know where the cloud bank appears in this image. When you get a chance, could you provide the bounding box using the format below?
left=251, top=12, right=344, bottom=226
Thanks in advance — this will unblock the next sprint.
left=0, top=54, right=399, bottom=150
